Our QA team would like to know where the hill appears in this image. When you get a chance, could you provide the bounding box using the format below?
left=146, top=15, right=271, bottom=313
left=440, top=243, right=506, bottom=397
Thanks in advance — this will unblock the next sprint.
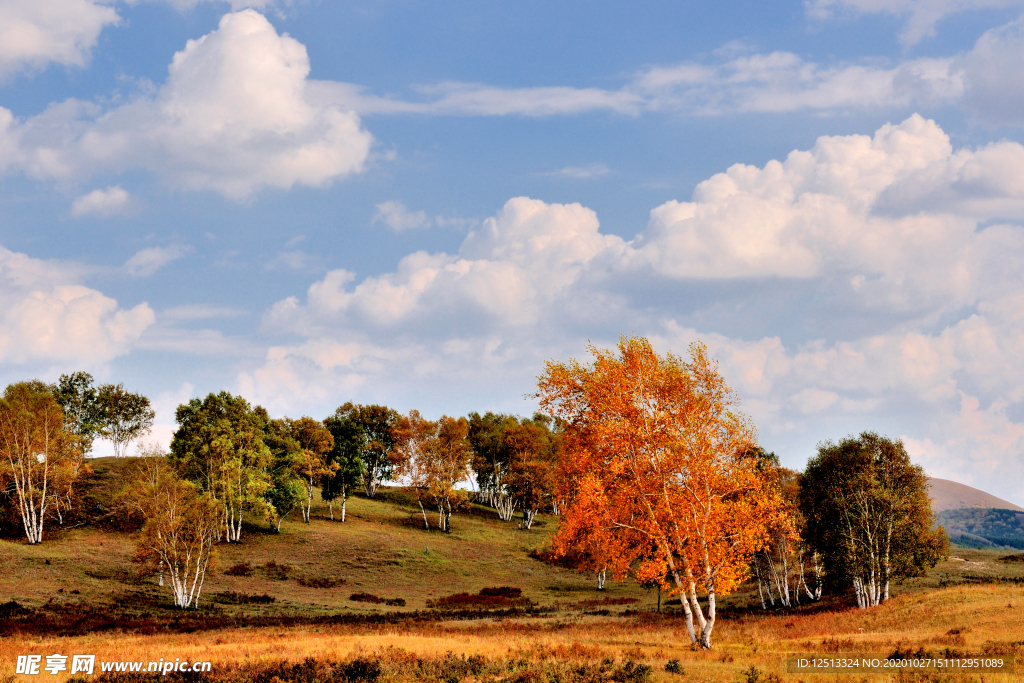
left=927, top=477, right=1024, bottom=512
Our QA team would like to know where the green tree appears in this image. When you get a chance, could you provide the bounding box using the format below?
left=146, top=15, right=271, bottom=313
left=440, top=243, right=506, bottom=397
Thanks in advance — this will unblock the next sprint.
left=0, top=381, right=84, bottom=543
left=50, top=372, right=103, bottom=455
left=467, top=411, right=520, bottom=520
left=332, top=403, right=403, bottom=498
left=322, top=410, right=365, bottom=522
left=286, top=416, right=335, bottom=523
left=169, top=392, right=273, bottom=542
left=263, top=420, right=305, bottom=532
left=97, top=383, right=155, bottom=458
left=800, top=431, right=948, bottom=608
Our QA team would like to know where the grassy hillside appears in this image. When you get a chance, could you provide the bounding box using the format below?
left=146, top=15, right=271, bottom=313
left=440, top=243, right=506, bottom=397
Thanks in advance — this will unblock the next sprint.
left=0, top=457, right=653, bottom=619
left=3, top=459, right=1024, bottom=682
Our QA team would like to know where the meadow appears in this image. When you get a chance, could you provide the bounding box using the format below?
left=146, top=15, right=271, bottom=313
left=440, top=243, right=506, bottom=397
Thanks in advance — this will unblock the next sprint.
left=1, top=459, right=1023, bottom=683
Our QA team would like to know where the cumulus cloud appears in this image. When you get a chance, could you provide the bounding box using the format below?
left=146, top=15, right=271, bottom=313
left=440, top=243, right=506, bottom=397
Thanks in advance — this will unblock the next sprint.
left=0, top=0, right=120, bottom=76
left=0, top=244, right=154, bottom=366
left=246, top=115, right=1024, bottom=503
left=124, top=245, right=191, bottom=277
left=0, top=10, right=374, bottom=199
left=806, top=0, right=1024, bottom=46
left=71, top=185, right=133, bottom=217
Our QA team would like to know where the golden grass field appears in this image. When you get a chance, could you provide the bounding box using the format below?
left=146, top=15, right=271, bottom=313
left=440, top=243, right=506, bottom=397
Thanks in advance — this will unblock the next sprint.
left=1, top=458, right=1023, bottom=682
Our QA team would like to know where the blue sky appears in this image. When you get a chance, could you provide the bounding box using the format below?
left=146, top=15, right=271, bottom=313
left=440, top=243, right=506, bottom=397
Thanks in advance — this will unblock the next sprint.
left=3, top=0, right=1024, bottom=504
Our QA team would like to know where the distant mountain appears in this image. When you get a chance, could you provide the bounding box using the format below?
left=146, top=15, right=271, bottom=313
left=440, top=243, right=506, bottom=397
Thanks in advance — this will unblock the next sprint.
left=927, top=477, right=1024, bottom=512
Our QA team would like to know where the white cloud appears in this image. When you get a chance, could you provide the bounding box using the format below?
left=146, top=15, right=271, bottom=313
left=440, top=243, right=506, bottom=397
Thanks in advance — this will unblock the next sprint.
left=806, top=0, right=1024, bottom=46
left=0, top=244, right=154, bottom=366
left=0, top=10, right=374, bottom=199
left=0, top=0, right=120, bottom=76
left=71, top=185, right=133, bottom=217
left=542, top=164, right=611, bottom=179
left=307, top=50, right=963, bottom=119
left=373, top=201, right=431, bottom=231
left=124, top=245, right=191, bottom=277
left=246, top=115, right=1024, bottom=504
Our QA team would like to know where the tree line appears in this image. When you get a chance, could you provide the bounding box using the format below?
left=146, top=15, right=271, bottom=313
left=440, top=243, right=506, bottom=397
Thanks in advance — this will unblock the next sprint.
left=0, top=337, right=947, bottom=640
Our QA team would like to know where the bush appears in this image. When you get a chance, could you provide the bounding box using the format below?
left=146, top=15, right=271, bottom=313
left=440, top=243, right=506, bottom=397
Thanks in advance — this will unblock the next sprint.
left=611, top=661, right=652, bottom=683
left=664, top=659, right=682, bottom=674
left=349, top=593, right=405, bottom=606
left=213, top=592, right=275, bottom=604
left=340, top=657, right=383, bottom=683
left=225, top=563, right=252, bottom=576
left=479, top=586, right=522, bottom=598
left=298, top=577, right=345, bottom=589
left=426, top=588, right=529, bottom=609
left=263, top=561, right=291, bottom=580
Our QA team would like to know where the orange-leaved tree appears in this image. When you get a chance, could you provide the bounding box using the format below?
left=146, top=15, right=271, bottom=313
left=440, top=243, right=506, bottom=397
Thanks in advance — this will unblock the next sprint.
left=537, top=336, right=785, bottom=649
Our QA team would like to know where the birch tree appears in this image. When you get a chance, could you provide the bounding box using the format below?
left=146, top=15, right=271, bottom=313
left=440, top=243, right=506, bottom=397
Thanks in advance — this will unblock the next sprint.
left=539, top=336, right=784, bottom=650
left=96, top=383, right=155, bottom=458
left=169, top=392, right=273, bottom=542
left=0, top=382, right=83, bottom=544
left=321, top=411, right=365, bottom=522
left=502, top=417, right=559, bottom=530
left=468, top=412, right=519, bottom=520
left=286, top=417, right=335, bottom=523
left=801, top=433, right=947, bottom=609
left=331, top=403, right=402, bottom=498
left=50, top=372, right=103, bottom=455
left=124, top=459, right=220, bottom=608
left=264, top=420, right=305, bottom=532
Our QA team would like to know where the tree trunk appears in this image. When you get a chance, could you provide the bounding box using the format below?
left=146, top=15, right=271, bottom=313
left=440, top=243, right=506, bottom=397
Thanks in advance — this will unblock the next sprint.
left=597, top=567, right=607, bottom=590
left=520, top=508, right=536, bottom=530
left=417, top=495, right=430, bottom=529
left=329, top=501, right=334, bottom=520
left=341, top=491, right=347, bottom=523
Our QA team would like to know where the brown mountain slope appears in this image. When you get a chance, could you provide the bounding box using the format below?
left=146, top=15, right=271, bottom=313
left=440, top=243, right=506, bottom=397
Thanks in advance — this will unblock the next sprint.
left=928, top=477, right=1024, bottom=512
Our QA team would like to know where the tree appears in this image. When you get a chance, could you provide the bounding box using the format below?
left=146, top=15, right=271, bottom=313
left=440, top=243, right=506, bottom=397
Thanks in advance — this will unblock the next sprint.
left=97, top=383, right=155, bottom=458
left=169, top=392, right=273, bottom=542
left=0, top=382, right=84, bottom=544
left=800, top=432, right=948, bottom=609
left=467, top=412, right=520, bottom=520
left=394, top=410, right=436, bottom=529
left=321, top=410, right=365, bottom=522
left=502, top=415, right=559, bottom=530
left=332, top=403, right=403, bottom=498
left=538, top=336, right=783, bottom=649
left=396, top=413, right=473, bottom=533
left=745, top=450, right=821, bottom=609
left=263, top=420, right=305, bottom=532
left=286, top=417, right=335, bottom=523
left=122, top=458, right=220, bottom=608
left=50, top=372, right=103, bottom=455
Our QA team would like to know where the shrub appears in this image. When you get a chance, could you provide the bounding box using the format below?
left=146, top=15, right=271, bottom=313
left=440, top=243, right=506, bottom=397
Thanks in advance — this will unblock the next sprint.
left=298, top=577, right=346, bottom=589
left=427, top=588, right=529, bottom=609
left=664, top=659, right=682, bottom=674
left=213, top=592, right=275, bottom=604
left=263, top=561, right=291, bottom=580
left=224, top=563, right=252, bottom=576
left=349, top=593, right=405, bottom=606
left=479, top=586, right=522, bottom=598
left=340, top=657, right=383, bottom=683
left=612, top=661, right=652, bottom=683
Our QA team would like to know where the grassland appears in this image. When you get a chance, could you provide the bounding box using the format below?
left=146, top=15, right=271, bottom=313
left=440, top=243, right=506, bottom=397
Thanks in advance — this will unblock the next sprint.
left=1, top=458, right=1023, bottom=682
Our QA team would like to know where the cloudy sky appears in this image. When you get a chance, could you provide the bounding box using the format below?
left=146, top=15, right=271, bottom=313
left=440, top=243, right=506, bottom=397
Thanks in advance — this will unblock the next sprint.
left=2, top=0, right=1024, bottom=504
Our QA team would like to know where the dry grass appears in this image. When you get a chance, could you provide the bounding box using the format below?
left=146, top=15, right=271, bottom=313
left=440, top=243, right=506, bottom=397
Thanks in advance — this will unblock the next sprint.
left=2, top=460, right=1023, bottom=682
